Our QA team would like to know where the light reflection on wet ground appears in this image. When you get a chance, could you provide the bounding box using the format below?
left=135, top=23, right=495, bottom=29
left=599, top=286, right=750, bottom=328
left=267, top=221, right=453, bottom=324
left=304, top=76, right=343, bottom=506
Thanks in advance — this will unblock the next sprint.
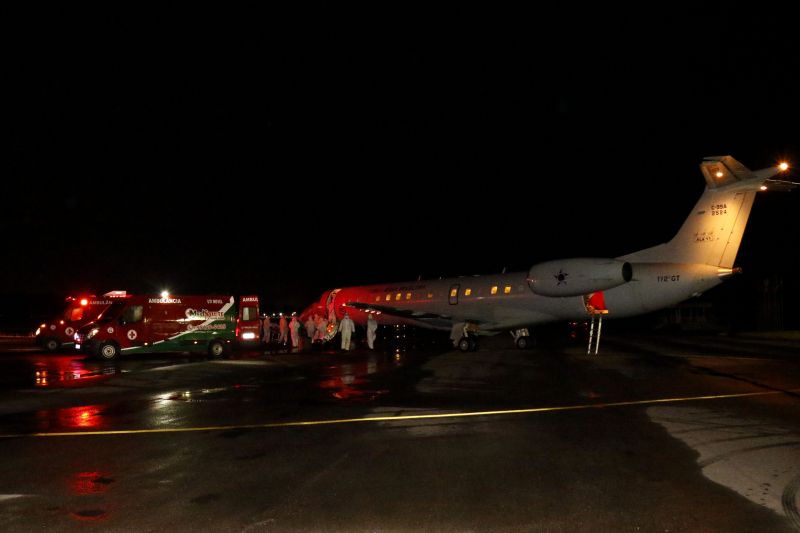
left=67, top=471, right=114, bottom=523
left=70, top=471, right=115, bottom=495
left=0, top=343, right=441, bottom=435
left=315, top=352, right=407, bottom=402
left=35, top=404, right=108, bottom=431
left=32, top=355, right=118, bottom=388
left=25, top=353, right=199, bottom=389
left=0, top=354, right=115, bottom=390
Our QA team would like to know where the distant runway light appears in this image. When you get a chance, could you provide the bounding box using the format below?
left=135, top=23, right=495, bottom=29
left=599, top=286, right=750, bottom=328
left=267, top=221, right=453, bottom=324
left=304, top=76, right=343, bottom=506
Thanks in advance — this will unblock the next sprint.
left=778, top=161, right=789, bottom=172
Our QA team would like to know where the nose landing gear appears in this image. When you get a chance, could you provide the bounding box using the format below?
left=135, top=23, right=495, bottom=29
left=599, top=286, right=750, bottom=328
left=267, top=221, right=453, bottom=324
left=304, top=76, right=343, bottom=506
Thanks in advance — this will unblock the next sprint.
left=457, top=334, right=478, bottom=352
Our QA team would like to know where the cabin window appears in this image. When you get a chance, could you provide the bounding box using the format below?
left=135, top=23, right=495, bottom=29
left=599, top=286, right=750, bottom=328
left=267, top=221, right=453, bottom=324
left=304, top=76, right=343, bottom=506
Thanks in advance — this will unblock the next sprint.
left=385, top=294, right=391, bottom=302
left=450, top=288, right=457, bottom=298
left=464, top=288, right=472, bottom=296
left=490, top=286, right=498, bottom=295
left=121, top=305, right=143, bottom=324
left=405, top=292, right=411, bottom=300
left=69, top=307, right=84, bottom=321
left=395, top=293, right=402, bottom=301
left=504, top=285, right=512, bottom=294
left=427, top=292, right=433, bottom=299
left=375, top=296, right=381, bottom=302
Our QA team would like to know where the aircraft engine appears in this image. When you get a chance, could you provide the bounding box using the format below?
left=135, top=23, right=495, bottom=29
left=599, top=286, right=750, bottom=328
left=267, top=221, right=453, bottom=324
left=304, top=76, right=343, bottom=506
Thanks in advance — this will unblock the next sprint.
left=527, top=258, right=633, bottom=297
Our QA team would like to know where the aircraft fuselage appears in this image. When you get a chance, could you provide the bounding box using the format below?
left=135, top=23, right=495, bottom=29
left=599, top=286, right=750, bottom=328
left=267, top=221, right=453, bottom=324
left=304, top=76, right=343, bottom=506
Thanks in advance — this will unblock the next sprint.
left=301, top=262, right=727, bottom=334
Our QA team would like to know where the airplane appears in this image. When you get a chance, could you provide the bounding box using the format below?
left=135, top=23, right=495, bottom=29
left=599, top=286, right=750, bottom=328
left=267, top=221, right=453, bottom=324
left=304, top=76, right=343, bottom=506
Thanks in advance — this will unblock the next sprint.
left=300, top=156, right=796, bottom=352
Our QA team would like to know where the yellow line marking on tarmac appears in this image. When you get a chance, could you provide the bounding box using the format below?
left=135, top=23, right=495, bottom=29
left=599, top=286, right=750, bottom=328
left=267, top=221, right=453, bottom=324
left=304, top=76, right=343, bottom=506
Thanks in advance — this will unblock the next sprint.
left=2, top=389, right=798, bottom=439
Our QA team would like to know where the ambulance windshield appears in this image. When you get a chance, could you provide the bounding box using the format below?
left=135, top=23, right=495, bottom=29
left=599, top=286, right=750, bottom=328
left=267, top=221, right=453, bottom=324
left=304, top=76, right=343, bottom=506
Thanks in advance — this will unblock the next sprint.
left=96, top=300, right=127, bottom=322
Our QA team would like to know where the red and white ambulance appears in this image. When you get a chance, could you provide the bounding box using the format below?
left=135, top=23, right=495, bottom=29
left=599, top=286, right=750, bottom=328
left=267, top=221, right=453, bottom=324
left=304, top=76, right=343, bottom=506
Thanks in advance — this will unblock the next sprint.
left=74, top=293, right=260, bottom=360
left=35, top=291, right=128, bottom=352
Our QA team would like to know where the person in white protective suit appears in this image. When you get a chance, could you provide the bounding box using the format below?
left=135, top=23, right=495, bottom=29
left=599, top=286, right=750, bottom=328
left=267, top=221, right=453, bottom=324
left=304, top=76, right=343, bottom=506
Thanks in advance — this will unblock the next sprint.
left=366, top=313, right=378, bottom=350
left=316, top=316, right=328, bottom=343
left=339, top=312, right=355, bottom=351
left=289, top=315, right=301, bottom=351
left=262, top=315, right=271, bottom=345
left=304, top=315, right=316, bottom=342
left=278, top=314, right=288, bottom=344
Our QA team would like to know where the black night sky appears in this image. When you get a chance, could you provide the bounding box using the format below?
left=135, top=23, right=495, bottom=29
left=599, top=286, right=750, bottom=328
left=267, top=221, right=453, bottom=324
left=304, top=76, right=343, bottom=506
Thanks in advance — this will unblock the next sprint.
left=4, top=4, right=800, bottom=324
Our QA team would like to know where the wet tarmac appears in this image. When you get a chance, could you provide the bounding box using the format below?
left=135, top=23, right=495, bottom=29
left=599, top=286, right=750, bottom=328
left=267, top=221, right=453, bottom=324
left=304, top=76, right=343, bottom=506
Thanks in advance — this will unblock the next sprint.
left=0, top=333, right=799, bottom=531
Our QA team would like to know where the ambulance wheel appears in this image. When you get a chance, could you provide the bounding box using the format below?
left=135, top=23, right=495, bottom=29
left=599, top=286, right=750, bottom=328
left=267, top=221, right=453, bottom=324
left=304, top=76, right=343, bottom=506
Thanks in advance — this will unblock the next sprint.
left=516, top=336, right=530, bottom=350
left=98, top=341, right=119, bottom=360
left=208, top=340, right=226, bottom=358
left=43, top=338, right=60, bottom=352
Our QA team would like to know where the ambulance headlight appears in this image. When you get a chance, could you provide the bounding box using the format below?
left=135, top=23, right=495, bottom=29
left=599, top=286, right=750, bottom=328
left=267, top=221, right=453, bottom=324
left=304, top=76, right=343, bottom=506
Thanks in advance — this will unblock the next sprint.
left=86, top=327, right=100, bottom=339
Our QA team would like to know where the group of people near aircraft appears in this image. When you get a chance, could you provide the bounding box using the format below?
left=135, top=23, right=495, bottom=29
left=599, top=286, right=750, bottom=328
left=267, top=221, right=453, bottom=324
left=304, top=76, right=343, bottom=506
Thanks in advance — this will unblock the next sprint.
left=261, top=311, right=377, bottom=352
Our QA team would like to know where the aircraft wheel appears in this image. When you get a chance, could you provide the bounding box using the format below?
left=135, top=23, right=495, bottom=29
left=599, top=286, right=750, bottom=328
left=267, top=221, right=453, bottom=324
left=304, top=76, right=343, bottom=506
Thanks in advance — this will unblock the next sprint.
left=516, top=336, right=530, bottom=350
left=457, top=337, right=471, bottom=352
left=98, top=341, right=119, bottom=361
left=43, top=338, right=60, bottom=352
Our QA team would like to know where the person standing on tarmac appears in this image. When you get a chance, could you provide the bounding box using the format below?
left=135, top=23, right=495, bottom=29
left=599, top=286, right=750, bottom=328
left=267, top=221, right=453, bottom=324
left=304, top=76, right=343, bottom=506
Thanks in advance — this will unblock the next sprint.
left=278, top=314, right=288, bottom=345
left=289, top=314, right=301, bottom=351
left=262, top=315, right=272, bottom=345
left=304, top=315, right=316, bottom=342
left=317, top=316, right=328, bottom=344
left=339, top=312, right=355, bottom=351
left=366, top=313, right=378, bottom=350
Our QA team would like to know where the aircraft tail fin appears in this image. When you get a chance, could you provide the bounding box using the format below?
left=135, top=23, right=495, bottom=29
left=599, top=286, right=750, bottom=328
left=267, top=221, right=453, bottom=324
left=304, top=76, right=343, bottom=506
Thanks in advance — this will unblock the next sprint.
left=621, top=156, right=788, bottom=268
left=699, top=155, right=756, bottom=188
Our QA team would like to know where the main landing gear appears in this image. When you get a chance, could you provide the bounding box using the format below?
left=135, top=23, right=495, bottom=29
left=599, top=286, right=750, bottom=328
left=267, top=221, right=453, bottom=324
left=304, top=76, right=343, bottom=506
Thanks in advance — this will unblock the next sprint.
left=456, top=329, right=535, bottom=351
left=452, top=322, right=480, bottom=352
left=511, top=328, right=532, bottom=350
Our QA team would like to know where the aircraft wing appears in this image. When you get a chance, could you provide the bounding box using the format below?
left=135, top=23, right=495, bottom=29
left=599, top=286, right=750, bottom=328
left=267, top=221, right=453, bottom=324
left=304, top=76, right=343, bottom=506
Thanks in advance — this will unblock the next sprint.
left=343, top=301, right=463, bottom=330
